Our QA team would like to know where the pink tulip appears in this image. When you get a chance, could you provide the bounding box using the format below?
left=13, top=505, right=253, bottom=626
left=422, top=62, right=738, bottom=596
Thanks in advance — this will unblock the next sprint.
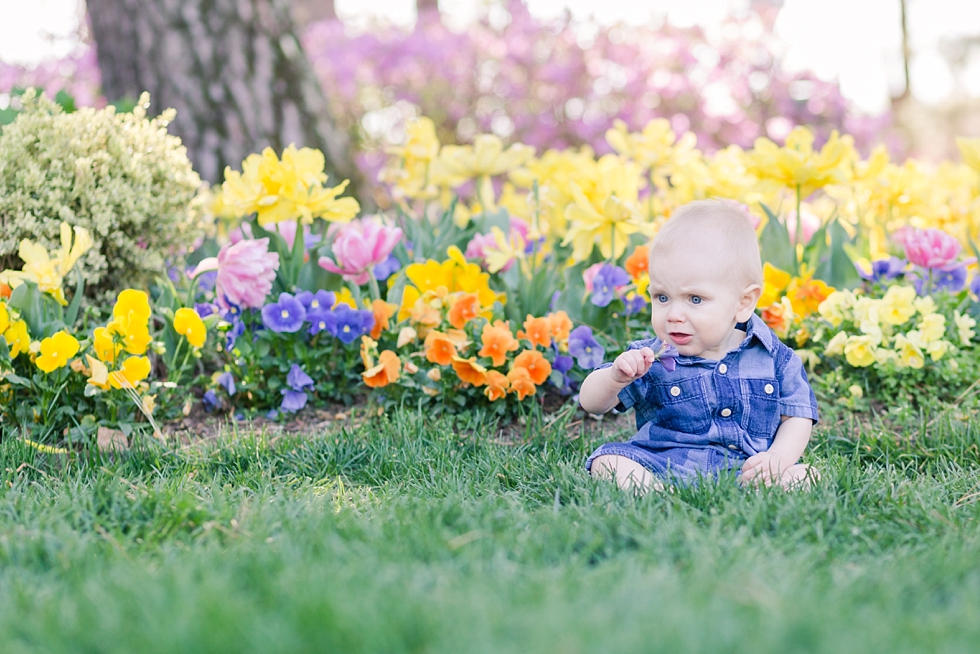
left=318, top=218, right=403, bottom=285
left=192, top=238, right=280, bottom=310
left=903, top=228, right=961, bottom=269
left=582, top=262, right=605, bottom=294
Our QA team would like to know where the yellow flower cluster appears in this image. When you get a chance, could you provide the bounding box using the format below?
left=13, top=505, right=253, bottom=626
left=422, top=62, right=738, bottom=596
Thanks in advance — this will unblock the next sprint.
left=817, top=286, right=963, bottom=369
left=219, top=145, right=360, bottom=226
left=758, top=263, right=835, bottom=341
left=86, top=290, right=155, bottom=390
left=0, top=222, right=93, bottom=305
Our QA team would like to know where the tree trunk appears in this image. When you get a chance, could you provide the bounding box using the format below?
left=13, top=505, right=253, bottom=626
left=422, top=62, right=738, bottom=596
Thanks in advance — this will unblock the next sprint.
left=290, top=0, right=336, bottom=30
left=416, top=0, right=440, bottom=16
left=86, top=0, right=360, bottom=195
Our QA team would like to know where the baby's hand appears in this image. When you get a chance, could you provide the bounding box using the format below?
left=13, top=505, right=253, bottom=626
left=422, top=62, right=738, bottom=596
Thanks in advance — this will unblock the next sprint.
left=740, top=451, right=790, bottom=486
left=609, top=347, right=657, bottom=385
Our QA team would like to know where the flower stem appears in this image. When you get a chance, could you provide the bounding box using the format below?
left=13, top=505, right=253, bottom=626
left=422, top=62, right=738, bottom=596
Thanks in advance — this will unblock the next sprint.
left=367, top=270, right=381, bottom=302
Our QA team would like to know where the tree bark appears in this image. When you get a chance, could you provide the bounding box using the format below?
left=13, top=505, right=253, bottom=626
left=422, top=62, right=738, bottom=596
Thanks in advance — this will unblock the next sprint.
left=86, top=0, right=360, bottom=194
left=290, top=0, right=336, bottom=30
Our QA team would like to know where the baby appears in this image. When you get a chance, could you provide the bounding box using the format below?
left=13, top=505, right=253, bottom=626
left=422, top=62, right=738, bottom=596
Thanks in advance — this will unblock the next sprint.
left=579, top=199, right=819, bottom=492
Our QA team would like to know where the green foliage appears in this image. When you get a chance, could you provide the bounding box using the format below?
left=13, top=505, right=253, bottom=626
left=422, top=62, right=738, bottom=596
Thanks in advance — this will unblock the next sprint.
left=0, top=89, right=204, bottom=300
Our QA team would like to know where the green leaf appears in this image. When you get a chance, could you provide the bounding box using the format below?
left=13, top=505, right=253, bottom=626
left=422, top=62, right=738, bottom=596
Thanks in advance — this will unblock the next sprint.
left=64, top=270, right=85, bottom=328
left=814, top=218, right=861, bottom=289
left=758, top=204, right=797, bottom=274
left=4, top=373, right=32, bottom=387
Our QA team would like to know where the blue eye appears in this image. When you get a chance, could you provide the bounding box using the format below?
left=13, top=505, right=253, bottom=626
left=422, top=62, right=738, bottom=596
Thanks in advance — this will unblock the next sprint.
left=657, top=294, right=669, bottom=303
left=691, top=296, right=703, bottom=305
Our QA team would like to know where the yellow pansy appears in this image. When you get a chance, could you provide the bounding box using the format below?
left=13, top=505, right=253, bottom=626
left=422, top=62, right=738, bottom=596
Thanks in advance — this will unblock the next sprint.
left=918, top=313, right=946, bottom=343
left=926, top=340, right=949, bottom=361
left=92, top=327, right=121, bottom=363
left=405, top=259, right=454, bottom=294
left=86, top=354, right=110, bottom=390
left=109, top=356, right=152, bottom=389
left=113, top=289, right=152, bottom=324
left=843, top=334, right=876, bottom=367
left=173, top=308, right=207, bottom=348
left=878, top=285, right=916, bottom=325
left=35, top=330, right=80, bottom=373
left=913, top=296, right=937, bottom=317
left=4, top=319, right=30, bottom=358
left=851, top=297, right=880, bottom=327
left=817, top=289, right=855, bottom=328
left=785, top=270, right=835, bottom=318
left=108, top=316, right=152, bottom=356
left=954, top=310, right=976, bottom=344
left=823, top=331, right=848, bottom=357
left=0, top=302, right=8, bottom=334
left=894, top=334, right=925, bottom=369
left=759, top=262, right=792, bottom=309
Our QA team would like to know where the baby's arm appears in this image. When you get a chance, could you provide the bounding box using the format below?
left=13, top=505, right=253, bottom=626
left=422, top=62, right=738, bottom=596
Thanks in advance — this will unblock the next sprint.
left=579, top=347, right=656, bottom=414
left=741, top=416, right=812, bottom=484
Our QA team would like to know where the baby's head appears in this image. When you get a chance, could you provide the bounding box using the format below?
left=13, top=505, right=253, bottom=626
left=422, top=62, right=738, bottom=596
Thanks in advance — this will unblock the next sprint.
left=647, top=200, right=763, bottom=359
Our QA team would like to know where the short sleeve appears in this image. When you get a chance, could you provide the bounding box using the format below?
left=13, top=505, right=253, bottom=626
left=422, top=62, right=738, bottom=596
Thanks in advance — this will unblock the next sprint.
left=773, top=342, right=819, bottom=423
left=595, top=340, right=656, bottom=412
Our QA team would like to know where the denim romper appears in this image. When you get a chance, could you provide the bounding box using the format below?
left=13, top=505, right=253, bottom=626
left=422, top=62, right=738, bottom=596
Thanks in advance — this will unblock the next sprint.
left=586, top=314, right=819, bottom=481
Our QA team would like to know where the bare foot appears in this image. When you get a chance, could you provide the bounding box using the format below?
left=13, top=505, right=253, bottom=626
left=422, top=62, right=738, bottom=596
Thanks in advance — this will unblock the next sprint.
left=779, top=463, right=820, bottom=490
left=590, top=454, right=665, bottom=495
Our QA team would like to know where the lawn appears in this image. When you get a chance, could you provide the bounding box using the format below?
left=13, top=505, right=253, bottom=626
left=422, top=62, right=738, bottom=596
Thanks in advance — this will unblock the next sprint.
left=1, top=406, right=979, bottom=653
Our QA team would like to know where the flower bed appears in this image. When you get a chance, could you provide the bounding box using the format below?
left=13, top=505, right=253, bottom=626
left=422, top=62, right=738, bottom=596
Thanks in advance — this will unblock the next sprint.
left=2, top=106, right=980, bottom=448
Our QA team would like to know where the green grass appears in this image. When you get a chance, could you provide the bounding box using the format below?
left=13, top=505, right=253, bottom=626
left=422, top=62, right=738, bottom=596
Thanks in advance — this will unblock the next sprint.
left=2, top=407, right=980, bottom=653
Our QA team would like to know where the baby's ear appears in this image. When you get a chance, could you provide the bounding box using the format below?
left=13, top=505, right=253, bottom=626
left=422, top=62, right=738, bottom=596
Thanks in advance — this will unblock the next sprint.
left=735, top=283, right=762, bottom=322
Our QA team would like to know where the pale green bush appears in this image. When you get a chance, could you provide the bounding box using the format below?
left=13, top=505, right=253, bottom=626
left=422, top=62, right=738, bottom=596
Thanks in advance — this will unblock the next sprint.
left=0, top=90, right=203, bottom=298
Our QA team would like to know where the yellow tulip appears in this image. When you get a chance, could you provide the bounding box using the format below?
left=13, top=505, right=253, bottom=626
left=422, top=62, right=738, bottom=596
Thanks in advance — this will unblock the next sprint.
left=173, top=307, right=207, bottom=348
left=747, top=126, right=851, bottom=200
left=35, top=330, right=80, bottom=373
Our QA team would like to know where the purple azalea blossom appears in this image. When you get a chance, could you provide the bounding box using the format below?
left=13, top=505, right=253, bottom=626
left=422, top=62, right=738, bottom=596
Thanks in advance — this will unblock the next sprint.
left=910, top=264, right=968, bottom=295
left=216, top=372, right=236, bottom=395
left=261, top=292, right=307, bottom=333
left=324, top=305, right=375, bottom=344
left=280, top=390, right=308, bottom=413
left=225, top=319, right=245, bottom=350
left=568, top=325, right=605, bottom=369
left=856, top=257, right=906, bottom=282
left=202, top=389, right=220, bottom=412
left=590, top=264, right=631, bottom=307
left=287, top=363, right=315, bottom=391
left=373, top=254, right=401, bottom=281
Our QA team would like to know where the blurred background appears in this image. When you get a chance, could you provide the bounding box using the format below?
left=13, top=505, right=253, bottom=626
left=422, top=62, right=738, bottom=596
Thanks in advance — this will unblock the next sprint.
left=1, top=0, right=979, bottom=203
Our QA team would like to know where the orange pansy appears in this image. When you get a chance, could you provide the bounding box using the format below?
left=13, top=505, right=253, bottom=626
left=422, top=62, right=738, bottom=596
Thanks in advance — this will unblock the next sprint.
left=518, top=314, right=551, bottom=349
left=624, top=245, right=649, bottom=280
left=424, top=330, right=457, bottom=366
left=479, top=320, right=519, bottom=367
left=452, top=356, right=488, bottom=386
left=512, top=349, right=552, bottom=385
left=506, top=367, right=536, bottom=400
left=547, top=310, right=573, bottom=343
left=369, top=299, right=398, bottom=339
left=363, top=350, right=401, bottom=388
left=447, top=292, right=480, bottom=329
left=484, top=370, right=509, bottom=401
left=0, top=283, right=10, bottom=299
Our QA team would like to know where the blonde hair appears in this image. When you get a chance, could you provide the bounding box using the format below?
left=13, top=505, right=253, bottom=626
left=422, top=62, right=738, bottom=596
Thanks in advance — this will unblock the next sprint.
left=649, top=199, right=763, bottom=288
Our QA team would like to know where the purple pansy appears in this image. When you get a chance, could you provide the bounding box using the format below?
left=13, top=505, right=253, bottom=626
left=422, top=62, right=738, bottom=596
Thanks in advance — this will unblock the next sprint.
left=225, top=319, right=245, bottom=350
left=373, top=254, right=402, bottom=281
left=216, top=371, right=236, bottom=395
left=323, top=305, right=375, bottom=344
left=202, top=389, right=220, bottom=413
left=552, top=353, right=575, bottom=393
left=856, top=257, right=906, bottom=282
left=280, top=390, right=308, bottom=413
left=287, top=363, right=315, bottom=391
left=195, top=302, right=219, bottom=318
left=654, top=340, right=679, bottom=372
left=568, top=325, right=605, bottom=370
left=590, top=264, right=631, bottom=307
left=971, top=273, right=980, bottom=298
left=261, top=292, right=307, bottom=333
left=624, top=293, right=648, bottom=315
left=910, top=264, right=968, bottom=295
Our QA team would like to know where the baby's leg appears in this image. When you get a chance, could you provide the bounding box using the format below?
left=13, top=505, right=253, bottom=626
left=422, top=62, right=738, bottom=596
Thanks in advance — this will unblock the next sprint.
left=590, top=454, right=664, bottom=494
left=779, top=463, right=820, bottom=490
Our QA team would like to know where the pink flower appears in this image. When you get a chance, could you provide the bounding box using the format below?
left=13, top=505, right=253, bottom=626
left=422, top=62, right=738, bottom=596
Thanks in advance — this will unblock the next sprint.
left=785, top=209, right=821, bottom=245
left=904, top=228, right=961, bottom=269
left=318, top=218, right=403, bottom=285
left=582, top=262, right=606, bottom=294
left=192, top=238, right=280, bottom=309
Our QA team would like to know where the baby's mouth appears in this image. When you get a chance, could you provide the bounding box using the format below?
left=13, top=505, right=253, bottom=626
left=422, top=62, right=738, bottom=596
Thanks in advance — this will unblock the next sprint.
left=669, top=332, right=693, bottom=345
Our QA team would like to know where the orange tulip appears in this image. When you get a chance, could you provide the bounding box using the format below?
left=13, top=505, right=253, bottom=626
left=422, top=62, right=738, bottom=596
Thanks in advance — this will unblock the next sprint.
left=479, top=320, right=519, bottom=366
left=512, top=349, right=551, bottom=385
left=452, top=356, right=488, bottom=386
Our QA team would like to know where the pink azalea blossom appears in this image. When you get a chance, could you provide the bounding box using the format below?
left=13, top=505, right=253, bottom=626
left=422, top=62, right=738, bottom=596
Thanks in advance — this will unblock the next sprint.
left=318, top=218, right=403, bottom=285
left=192, top=238, right=280, bottom=310
left=903, top=228, right=962, bottom=269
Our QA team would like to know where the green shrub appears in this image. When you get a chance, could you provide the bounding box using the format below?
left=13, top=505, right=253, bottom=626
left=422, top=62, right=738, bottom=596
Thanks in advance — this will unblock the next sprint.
left=0, top=89, right=204, bottom=299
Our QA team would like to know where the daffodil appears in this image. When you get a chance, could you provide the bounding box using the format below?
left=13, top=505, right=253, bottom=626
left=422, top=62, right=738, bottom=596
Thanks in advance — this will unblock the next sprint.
left=35, top=330, right=80, bottom=373
left=747, top=126, right=851, bottom=201
left=381, top=117, right=442, bottom=200
left=0, top=222, right=93, bottom=305
left=436, top=134, right=535, bottom=209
